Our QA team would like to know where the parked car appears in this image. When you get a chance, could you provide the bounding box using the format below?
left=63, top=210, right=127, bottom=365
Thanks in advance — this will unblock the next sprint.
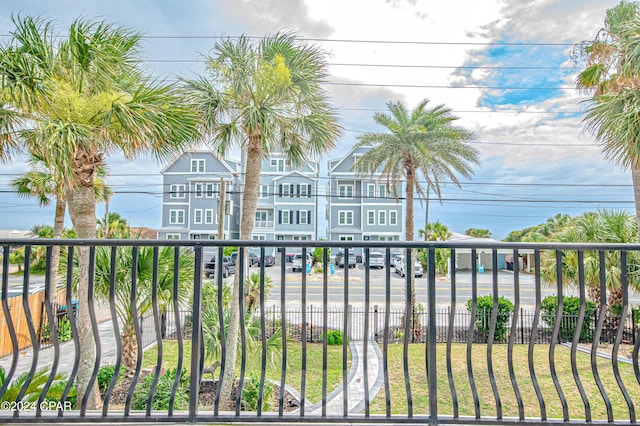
left=229, top=251, right=258, bottom=267
left=367, top=252, right=385, bottom=269
left=250, top=249, right=275, bottom=267
left=204, top=255, right=236, bottom=278
left=394, top=255, right=423, bottom=277
left=292, top=252, right=314, bottom=272
left=335, top=251, right=357, bottom=268
left=390, top=251, right=402, bottom=267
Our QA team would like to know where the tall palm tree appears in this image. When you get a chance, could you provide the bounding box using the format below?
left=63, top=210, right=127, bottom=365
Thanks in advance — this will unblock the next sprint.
left=575, top=0, right=640, bottom=240
left=11, top=154, right=112, bottom=299
left=354, top=99, right=479, bottom=244
left=0, top=15, right=199, bottom=408
left=183, top=32, right=341, bottom=406
left=354, top=98, right=478, bottom=340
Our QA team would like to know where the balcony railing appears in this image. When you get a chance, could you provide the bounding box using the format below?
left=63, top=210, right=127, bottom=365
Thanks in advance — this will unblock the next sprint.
left=0, top=238, right=639, bottom=425
left=254, top=220, right=274, bottom=229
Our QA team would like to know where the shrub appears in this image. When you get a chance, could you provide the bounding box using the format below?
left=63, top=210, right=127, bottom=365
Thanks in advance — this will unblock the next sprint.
left=131, top=368, right=189, bottom=411
left=322, top=329, right=344, bottom=345
left=466, top=295, right=514, bottom=341
left=241, top=374, right=274, bottom=411
left=97, top=365, right=123, bottom=395
left=541, top=296, right=596, bottom=342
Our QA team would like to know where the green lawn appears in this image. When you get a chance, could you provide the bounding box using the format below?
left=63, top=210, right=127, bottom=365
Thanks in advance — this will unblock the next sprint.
left=370, top=343, right=640, bottom=422
left=142, top=340, right=350, bottom=404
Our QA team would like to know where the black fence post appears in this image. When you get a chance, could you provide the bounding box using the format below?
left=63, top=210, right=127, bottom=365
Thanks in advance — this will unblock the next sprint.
left=374, top=305, right=379, bottom=342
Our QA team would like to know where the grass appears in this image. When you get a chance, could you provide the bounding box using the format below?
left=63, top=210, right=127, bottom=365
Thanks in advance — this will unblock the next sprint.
left=142, top=340, right=351, bottom=404
left=370, top=343, right=640, bottom=421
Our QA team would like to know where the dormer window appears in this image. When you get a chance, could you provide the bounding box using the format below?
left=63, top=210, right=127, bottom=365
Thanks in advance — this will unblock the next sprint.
left=191, top=159, right=205, bottom=173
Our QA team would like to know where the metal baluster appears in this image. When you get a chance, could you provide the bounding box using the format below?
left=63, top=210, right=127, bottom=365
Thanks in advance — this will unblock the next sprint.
left=146, top=247, right=163, bottom=416
left=384, top=247, right=391, bottom=418
left=446, top=249, right=459, bottom=418
left=300, top=247, right=308, bottom=417
left=235, top=248, right=247, bottom=417
left=37, top=246, right=57, bottom=418
left=0, top=245, right=18, bottom=401
left=427, top=247, right=437, bottom=425
left=16, top=246, right=38, bottom=416
left=363, top=247, right=370, bottom=417
left=188, top=246, right=203, bottom=421
left=257, top=247, right=267, bottom=417
left=592, top=250, right=613, bottom=422
left=487, top=249, right=502, bottom=419
left=168, top=246, right=184, bottom=416
left=279, top=247, right=288, bottom=417
left=342, top=247, right=349, bottom=417
left=613, top=251, right=635, bottom=422
left=529, top=249, right=546, bottom=420
left=322, top=247, right=328, bottom=418
left=403, top=248, right=413, bottom=418
left=60, top=246, right=79, bottom=416
left=467, top=249, right=480, bottom=419
left=213, top=246, right=225, bottom=416
left=572, top=250, right=591, bottom=421
left=507, top=249, right=524, bottom=420
left=82, top=246, right=101, bottom=416
left=549, top=250, right=569, bottom=421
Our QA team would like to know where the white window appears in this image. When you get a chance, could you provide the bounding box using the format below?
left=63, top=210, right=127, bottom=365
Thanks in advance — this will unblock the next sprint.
left=367, top=183, right=376, bottom=198
left=338, top=210, right=353, bottom=225
left=169, top=209, right=185, bottom=224
left=191, top=159, right=205, bottom=173
left=282, top=184, right=291, bottom=197
left=378, top=210, right=386, bottom=225
left=255, top=211, right=267, bottom=222
left=379, top=185, right=387, bottom=198
left=281, top=210, right=290, bottom=225
left=205, top=183, right=215, bottom=198
left=390, top=210, right=398, bottom=225
left=252, top=235, right=266, bottom=241
left=338, top=184, right=353, bottom=199
left=367, top=211, right=375, bottom=225
left=271, top=158, right=285, bottom=172
left=259, top=185, right=269, bottom=198
left=299, top=184, right=309, bottom=197
left=205, top=209, right=214, bottom=224
left=194, top=209, right=203, bottom=224
left=300, top=210, right=309, bottom=224
left=166, top=233, right=180, bottom=240
left=339, top=235, right=354, bottom=241
left=170, top=184, right=185, bottom=199
left=194, top=183, right=203, bottom=198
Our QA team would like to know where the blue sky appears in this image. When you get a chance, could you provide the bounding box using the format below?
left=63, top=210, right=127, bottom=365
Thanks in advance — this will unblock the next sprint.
left=0, top=0, right=632, bottom=240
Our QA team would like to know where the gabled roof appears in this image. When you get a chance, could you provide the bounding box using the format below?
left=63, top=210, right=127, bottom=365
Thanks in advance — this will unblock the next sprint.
left=328, top=145, right=374, bottom=175
left=272, top=170, right=318, bottom=182
left=161, top=148, right=240, bottom=174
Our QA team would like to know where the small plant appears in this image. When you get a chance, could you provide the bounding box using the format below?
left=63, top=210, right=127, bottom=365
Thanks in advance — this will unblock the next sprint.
left=241, top=374, right=273, bottom=411
left=313, top=266, right=323, bottom=274
left=57, top=318, right=72, bottom=342
left=466, top=295, right=514, bottom=341
left=322, top=329, right=344, bottom=345
left=131, top=368, right=189, bottom=411
left=97, top=365, right=123, bottom=395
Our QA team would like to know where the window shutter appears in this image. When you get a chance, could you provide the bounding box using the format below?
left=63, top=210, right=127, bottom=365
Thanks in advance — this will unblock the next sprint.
left=278, top=210, right=282, bottom=224
left=308, top=210, right=311, bottom=224
left=279, top=184, right=283, bottom=197
left=296, top=211, right=300, bottom=224
left=296, top=184, right=300, bottom=197
left=307, top=184, right=312, bottom=197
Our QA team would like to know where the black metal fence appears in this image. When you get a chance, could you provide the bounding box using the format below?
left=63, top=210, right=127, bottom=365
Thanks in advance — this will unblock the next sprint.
left=1, top=239, right=640, bottom=425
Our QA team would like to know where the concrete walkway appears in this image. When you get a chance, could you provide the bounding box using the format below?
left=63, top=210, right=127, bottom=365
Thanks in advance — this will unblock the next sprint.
left=0, top=321, right=384, bottom=416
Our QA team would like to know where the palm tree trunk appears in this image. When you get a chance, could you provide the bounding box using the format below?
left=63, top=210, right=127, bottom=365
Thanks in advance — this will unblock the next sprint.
left=121, top=320, right=137, bottom=375
left=632, top=164, right=640, bottom=241
left=68, top=183, right=100, bottom=410
left=50, top=196, right=65, bottom=304
left=219, top=134, right=262, bottom=409
left=405, top=167, right=419, bottom=339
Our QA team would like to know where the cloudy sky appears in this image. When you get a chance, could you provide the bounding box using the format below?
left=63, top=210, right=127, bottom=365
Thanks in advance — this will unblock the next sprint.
left=0, top=0, right=631, bottom=240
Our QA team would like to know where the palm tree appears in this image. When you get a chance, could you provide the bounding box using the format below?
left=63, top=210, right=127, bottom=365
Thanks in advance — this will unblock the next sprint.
left=465, top=228, right=491, bottom=238
left=540, top=210, right=640, bottom=326
left=355, top=98, right=478, bottom=340
left=88, top=245, right=194, bottom=374
left=420, top=220, right=451, bottom=241
left=0, top=15, right=199, bottom=408
left=11, top=154, right=112, bottom=298
left=183, top=32, right=341, bottom=406
left=97, top=212, right=130, bottom=239
left=575, top=0, right=640, bottom=240
left=354, top=99, right=479, bottom=244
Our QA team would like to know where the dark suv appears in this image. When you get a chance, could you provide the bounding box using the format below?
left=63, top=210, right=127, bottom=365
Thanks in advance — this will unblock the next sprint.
left=204, top=255, right=236, bottom=278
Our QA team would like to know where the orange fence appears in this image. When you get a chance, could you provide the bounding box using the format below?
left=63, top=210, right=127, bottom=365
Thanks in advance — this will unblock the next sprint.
left=0, top=287, right=68, bottom=358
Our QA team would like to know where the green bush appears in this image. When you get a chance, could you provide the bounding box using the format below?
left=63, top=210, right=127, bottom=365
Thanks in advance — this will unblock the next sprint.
left=131, top=368, right=189, bottom=411
left=466, top=295, right=514, bottom=341
left=97, top=365, right=123, bottom=395
left=241, top=374, right=274, bottom=411
left=322, top=329, right=344, bottom=345
left=541, top=296, right=596, bottom=342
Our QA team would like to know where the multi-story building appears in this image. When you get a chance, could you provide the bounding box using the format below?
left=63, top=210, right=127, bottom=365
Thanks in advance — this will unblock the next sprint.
left=158, top=149, right=241, bottom=240
left=326, top=146, right=403, bottom=244
left=252, top=153, right=320, bottom=242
